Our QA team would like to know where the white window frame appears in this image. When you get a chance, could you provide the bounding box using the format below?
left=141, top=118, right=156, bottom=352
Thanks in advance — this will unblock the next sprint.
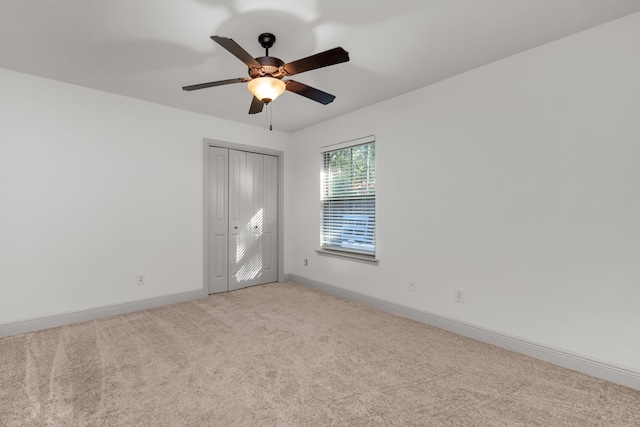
left=317, top=135, right=378, bottom=265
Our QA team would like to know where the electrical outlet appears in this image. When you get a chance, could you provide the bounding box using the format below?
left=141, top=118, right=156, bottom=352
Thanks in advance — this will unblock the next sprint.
left=136, top=274, right=145, bottom=286
left=454, top=288, right=465, bottom=303
left=408, top=280, right=417, bottom=292
left=303, top=259, right=308, bottom=266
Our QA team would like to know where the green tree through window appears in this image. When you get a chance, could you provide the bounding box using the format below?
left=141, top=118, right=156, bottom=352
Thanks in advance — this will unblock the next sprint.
left=321, top=140, right=376, bottom=255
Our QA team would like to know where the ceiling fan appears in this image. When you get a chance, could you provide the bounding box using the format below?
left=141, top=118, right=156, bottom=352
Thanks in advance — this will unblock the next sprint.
left=182, top=33, right=350, bottom=115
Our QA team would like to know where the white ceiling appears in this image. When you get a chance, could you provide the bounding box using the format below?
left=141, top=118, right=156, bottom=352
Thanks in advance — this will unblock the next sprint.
left=2, top=0, right=640, bottom=133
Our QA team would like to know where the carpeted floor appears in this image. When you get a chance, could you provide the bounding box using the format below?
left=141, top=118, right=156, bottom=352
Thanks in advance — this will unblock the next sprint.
left=1, top=281, right=639, bottom=426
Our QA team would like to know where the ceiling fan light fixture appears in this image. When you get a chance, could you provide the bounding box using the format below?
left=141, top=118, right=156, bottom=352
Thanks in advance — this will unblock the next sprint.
left=248, top=77, right=286, bottom=104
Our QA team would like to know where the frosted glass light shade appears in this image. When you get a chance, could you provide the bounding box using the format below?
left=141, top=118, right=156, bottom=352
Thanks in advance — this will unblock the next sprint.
left=247, top=77, right=286, bottom=103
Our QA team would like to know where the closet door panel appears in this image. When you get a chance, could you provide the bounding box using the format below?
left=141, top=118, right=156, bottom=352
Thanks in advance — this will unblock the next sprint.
left=208, top=147, right=229, bottom=293
left=242, top=152, right=264, bottom=287
left=228, top=149, right=247, bottom=291
left=262, top=155, right=278, bottom=283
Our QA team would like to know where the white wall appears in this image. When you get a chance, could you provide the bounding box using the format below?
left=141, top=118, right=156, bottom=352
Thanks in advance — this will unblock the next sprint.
left=0, top=68, right=289, bottom=324
left=287, top=13, right=640, bottom=371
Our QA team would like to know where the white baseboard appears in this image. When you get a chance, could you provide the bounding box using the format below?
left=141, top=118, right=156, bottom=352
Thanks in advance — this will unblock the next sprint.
left=288, top=274, right=640, bottom=391
left=0, top=289, right=207, bottom=338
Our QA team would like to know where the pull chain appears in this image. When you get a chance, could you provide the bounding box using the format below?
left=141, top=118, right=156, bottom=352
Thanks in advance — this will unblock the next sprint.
left=263, top=102, right=274, bottom=131
left=269, top=103, right=273, bottom=131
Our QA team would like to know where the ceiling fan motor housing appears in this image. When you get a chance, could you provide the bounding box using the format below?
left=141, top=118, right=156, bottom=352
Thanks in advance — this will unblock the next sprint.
left=249, top=56, right=285, bottom=79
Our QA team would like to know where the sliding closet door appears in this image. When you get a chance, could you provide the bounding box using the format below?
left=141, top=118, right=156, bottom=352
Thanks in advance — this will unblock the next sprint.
left=229, top=151, right=263, bottom=290
left=209, top=146, right=278, bottom=293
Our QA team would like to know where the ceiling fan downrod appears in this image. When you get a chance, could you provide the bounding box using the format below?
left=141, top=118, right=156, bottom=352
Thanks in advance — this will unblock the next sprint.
left=258, top=33, right=276, bottom=57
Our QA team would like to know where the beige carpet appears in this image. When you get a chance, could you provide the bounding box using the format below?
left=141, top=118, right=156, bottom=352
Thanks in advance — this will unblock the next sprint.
left=1, top=282, right=639, bottom=426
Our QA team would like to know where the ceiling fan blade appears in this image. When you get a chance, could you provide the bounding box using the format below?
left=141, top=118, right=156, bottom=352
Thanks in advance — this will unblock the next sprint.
left=211, top=36, right=262, bottom=69
left=282, top=47, right=349, bottom=76
left=285, top=80, right=336, bottom=105
left=182, top=77, right=249, bottom=91
left=249, top=96, right=265, bottom=114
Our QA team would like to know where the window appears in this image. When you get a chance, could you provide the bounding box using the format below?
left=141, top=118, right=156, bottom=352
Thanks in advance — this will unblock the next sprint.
left=320, top=136, right=376, bottom=258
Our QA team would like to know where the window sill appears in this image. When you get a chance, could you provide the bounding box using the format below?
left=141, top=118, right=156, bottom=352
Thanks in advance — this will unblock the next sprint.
left=316, top=249, right=379, bottom=265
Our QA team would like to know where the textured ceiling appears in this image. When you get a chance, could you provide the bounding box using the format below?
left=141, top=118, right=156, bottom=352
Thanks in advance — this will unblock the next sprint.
left=2, top=0, right=640, bottom=132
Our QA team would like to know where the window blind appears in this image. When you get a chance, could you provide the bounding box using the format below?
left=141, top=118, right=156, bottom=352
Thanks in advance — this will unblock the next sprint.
left=321, top=139, right=376, bottom=255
